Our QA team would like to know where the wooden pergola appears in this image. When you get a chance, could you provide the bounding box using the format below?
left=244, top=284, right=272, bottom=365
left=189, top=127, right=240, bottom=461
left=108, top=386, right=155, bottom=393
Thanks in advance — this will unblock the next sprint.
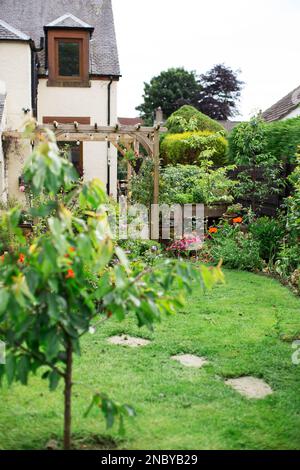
left=3, top=122, right=167, bottom=204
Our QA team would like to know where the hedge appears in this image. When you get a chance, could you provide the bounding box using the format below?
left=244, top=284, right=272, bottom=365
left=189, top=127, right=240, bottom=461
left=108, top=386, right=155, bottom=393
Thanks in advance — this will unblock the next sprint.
left=265, top=117, right=300, bottom=164
left=229, top=116, right=300, bottom=165
left=161, top=130, right=228, bottom=166
left=166, top=105, right=224, bottom=133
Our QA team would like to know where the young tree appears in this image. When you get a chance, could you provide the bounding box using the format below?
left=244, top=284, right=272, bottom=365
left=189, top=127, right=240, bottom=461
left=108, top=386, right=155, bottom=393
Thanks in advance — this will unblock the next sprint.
left=0, top=124, right=223, bottom=449
left=136, top=68, right=200, bottom=124
left=195, top=64, right=243, bottom=120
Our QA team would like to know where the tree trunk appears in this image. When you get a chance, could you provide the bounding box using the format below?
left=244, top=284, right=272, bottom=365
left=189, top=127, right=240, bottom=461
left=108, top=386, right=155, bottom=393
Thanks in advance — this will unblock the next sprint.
left=63, top=338, right=73, bottom=450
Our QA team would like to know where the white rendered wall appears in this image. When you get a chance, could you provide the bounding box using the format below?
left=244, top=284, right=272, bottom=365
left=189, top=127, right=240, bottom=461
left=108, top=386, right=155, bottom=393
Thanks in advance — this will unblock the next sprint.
left=0, top=43, right=32, bottom=203
left=38, top=79, right=118, bottom=197
left=0, top=42, right=32, bottom=130
left=283, top=107, right=300, bottom=120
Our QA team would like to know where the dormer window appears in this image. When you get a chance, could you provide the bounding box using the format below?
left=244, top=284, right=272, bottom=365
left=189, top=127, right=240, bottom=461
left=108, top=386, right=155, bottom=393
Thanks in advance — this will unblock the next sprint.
left=45, top=14, right=94, bottom=87
left=58, top=40, right=80, bottom=77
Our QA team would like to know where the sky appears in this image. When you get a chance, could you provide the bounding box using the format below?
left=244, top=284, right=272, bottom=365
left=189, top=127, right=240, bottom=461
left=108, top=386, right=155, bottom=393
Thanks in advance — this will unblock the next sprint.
left=113, top=0, right=300, bottom=120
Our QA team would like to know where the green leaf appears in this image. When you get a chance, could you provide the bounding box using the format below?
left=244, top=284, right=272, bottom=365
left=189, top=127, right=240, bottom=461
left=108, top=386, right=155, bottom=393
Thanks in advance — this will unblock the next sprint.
left=30, top=201, right=57, bottom=218
left=95, top=272, right=111, bottom=299
left=0, top=289, right=9, bottom=315
left=115, top=247, right=130, bottom=271
left=46, top=294, right=60, bottom=321
left=5, top=353, right=16, bottom=385
left=8, top=207, right=21, bottom=228
left=114, top=266, right=126, bottom=289
left=84, top=393, right=102, bottom=418
left=45, top=330, right=60, bottom=360
left=17, top=355, right=30, bottom=385
left=49, top=370, right=61, bottom=391
left=48, top=218, right=63, bottom=239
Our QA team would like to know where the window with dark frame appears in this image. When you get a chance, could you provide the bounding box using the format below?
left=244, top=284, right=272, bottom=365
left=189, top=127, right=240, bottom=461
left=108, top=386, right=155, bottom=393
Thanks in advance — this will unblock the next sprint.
left=58, top=40, right=81, bottom=77
left=59, top=142, right=83, bottom=177
left=47, top=30, right=90, bottom=86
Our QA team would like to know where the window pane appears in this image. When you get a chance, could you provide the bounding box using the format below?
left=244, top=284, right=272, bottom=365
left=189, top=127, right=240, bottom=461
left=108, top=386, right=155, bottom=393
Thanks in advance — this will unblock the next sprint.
left=58, top=41, right=80, bottom=77
left=70, top=145, right=82, bottom=175
left=59, top=143, right=82, bottom=176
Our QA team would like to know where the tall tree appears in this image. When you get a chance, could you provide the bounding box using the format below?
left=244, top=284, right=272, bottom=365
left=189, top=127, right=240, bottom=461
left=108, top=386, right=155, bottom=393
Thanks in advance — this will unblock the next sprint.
left=136, top=68, right=200, bottom=124
left=195, top=64, right=243, bottom=120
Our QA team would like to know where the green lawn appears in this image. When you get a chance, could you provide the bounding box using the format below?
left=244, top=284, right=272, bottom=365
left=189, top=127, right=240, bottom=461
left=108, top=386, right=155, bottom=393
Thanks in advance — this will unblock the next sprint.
left=1, top=269, right=300, bottom=450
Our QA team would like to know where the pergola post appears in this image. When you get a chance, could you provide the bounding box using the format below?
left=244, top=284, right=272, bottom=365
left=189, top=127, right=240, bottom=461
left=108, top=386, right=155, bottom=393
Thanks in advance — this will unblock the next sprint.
left=153, top=128, right=160, bottom=206
left=127, top=159, right=132, bottom=204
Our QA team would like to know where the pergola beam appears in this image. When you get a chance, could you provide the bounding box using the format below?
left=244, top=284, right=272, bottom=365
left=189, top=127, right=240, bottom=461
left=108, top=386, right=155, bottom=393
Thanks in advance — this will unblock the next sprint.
left=2, top=123, right=166, bottom=205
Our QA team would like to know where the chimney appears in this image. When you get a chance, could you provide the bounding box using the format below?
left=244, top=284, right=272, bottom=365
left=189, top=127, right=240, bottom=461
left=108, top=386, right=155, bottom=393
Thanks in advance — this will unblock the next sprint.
left=154, top=107, right=163, bottom=125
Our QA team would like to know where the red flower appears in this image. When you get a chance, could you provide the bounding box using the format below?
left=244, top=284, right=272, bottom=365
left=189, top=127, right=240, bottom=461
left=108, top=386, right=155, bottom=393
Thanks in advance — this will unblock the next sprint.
left=18, top=253, right=25, bottom=263
left=233, top=217, right=243, bottom=224
left=66, top=269, right=75, bottom=279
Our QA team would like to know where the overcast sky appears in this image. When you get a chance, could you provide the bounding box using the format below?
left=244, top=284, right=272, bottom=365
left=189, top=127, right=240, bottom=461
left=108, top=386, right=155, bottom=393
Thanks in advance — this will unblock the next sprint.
left=113, top=0, right=299, bottom=120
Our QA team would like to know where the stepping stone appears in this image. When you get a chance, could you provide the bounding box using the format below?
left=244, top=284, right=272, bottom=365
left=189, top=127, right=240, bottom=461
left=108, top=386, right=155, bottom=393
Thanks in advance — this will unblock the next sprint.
left=108, top=335, right=151, bottom=348
left=225, top=377, right=273, bottom=399
left=171, top=354, right=209, bottom=369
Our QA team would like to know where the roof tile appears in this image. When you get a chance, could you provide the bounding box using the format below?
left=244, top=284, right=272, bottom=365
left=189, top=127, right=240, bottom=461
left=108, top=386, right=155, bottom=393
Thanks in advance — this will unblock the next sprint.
left=0, top=0, right=120, bottom=76
left=262, top=86, right=300, bottom=122
left=0, top=19, right=30, bottom=41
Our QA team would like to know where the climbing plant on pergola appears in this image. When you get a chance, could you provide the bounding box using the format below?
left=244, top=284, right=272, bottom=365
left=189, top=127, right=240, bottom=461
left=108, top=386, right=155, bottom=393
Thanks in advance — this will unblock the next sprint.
left=3, top=122, right=166, bottom=204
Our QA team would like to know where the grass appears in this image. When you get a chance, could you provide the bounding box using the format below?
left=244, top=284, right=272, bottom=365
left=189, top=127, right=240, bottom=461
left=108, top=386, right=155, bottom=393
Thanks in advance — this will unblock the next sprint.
left=1, top=269, right=300, bottom=450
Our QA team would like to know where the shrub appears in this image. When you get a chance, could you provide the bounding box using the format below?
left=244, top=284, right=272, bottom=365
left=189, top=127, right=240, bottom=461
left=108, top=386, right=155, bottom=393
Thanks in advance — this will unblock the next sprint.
left=275, top=149, right=300, bottom=284
left=160, top=163, right=236, bottom=205
left=167, top=235, right=203, bottom=257
left=249, top=216, right=285, bottom=262
left=118, top=239, right=162, bottom=264
left=209, top=224, right=263, bottom=271
left=228, top=116, right=284, bottom=212
left=286, top=149, right=300, bottom=241
left=275, top=244, right=300, bottom=280
left=265, top=117, right=300, bottom=165
left=211, top=233, right=263, bottom=271
left=166, top=105, right=224, bottom=134
left=230, top=116, right=300, bottom=167
left=130, top=158, right=154, bottom=207
left=161, top=131, right=228, bottom=166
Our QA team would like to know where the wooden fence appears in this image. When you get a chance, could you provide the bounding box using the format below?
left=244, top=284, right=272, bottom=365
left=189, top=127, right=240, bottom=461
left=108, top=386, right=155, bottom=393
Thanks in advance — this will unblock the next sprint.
left=228, top=164, right=294, bottom=217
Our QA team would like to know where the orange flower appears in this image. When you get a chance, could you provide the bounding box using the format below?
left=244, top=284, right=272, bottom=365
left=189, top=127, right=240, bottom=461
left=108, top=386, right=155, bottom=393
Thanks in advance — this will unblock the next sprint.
left=0, top=254, right=5, bottom=263
left=233, top=217, right=243, bottom=224
left=209, top=227, right=218, bottom=234
left=66, top=269, right=75, bottom=279
left=18, top=253, right=25, bottom=263
left=69, top=247, right=76, bottom=253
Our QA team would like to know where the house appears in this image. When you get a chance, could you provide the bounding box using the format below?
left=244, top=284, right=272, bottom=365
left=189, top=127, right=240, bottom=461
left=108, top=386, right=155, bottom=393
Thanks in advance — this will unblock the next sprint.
left=118, top=117, right=144, bottom=126
left=218, top=120, right=241, bottom=132
left=0, top=0, right=120, bottom=203
left=262, top=85, right=300, bottom=122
